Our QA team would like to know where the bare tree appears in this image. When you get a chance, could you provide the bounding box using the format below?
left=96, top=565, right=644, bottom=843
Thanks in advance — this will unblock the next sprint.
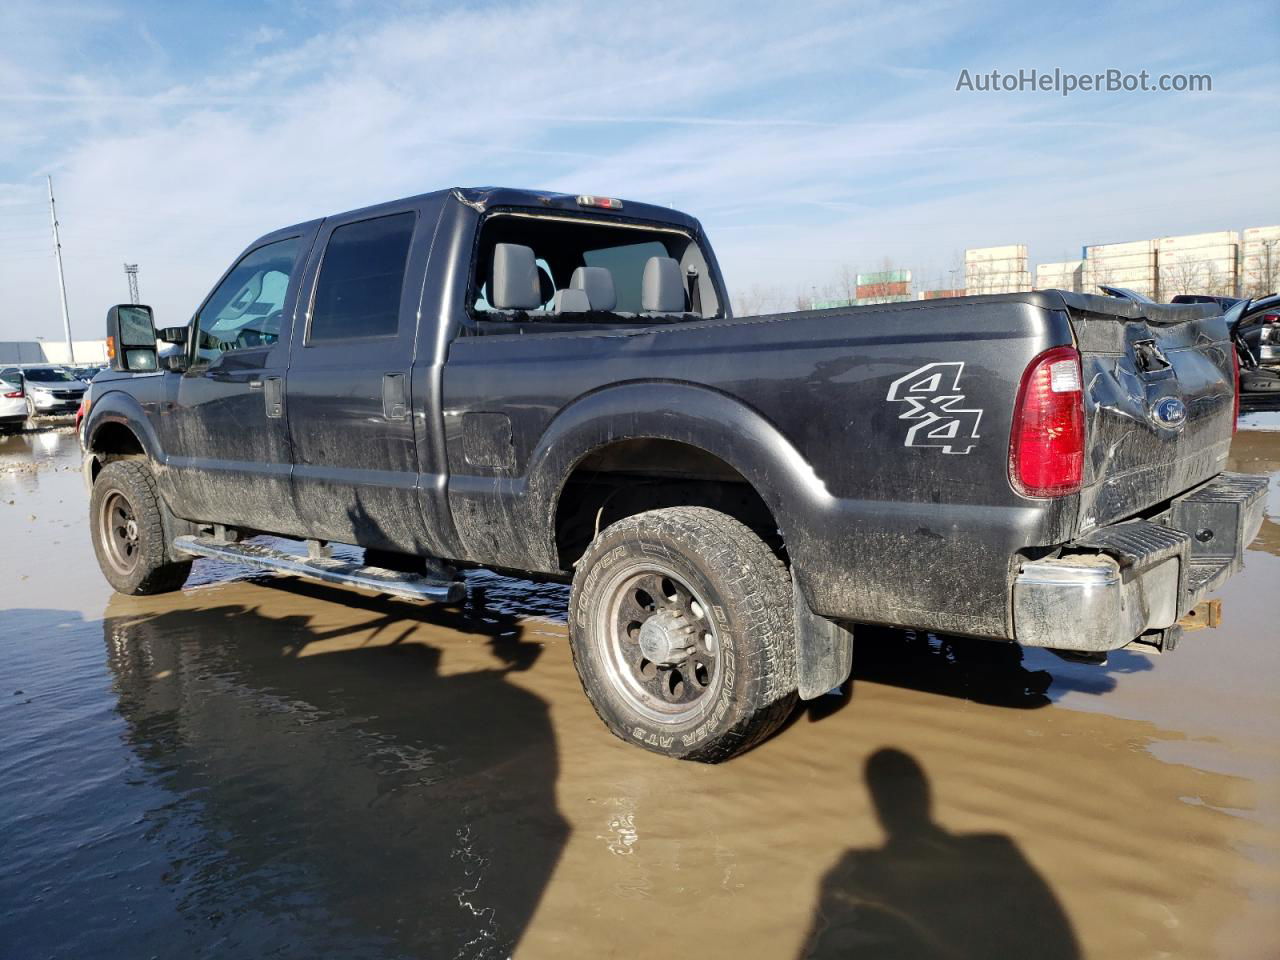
left=1243, top=239, right=1280, bottom=298
left=731, top=284, right=790, bottom=317
left=1159, top=255, right=1209, bottom=299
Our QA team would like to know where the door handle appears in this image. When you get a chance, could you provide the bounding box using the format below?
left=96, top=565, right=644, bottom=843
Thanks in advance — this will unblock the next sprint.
left=382, top=373, right=407, bottom=420
left=263, top=376, right=283, bottom=419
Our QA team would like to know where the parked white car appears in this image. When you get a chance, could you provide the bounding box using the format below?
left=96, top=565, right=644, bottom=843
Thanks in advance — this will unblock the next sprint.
left=19, top=366, right=87, bottom=419
left=0, top=367, right=25, bottom=433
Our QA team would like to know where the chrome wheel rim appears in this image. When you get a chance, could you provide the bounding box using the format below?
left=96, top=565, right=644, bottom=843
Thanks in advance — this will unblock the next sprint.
left=99, top=490, right=141, bottom=576
left=595, top=560, right=723, bottom=724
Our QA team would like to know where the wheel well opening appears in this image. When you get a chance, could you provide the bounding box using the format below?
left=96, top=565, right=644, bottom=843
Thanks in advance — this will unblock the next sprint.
left=554, top=438, right=783, bottom=570
left=89, top=422, right=145, bottom=481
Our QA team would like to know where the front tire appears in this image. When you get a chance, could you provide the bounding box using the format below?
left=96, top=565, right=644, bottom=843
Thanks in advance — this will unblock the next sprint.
left=569, top=506, right=797, bottom=762
left=89, top=460, right=192, bottom=595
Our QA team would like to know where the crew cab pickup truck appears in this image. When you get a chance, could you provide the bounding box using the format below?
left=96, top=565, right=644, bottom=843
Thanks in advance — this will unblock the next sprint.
left=81, top=187, right=1266, bottom=761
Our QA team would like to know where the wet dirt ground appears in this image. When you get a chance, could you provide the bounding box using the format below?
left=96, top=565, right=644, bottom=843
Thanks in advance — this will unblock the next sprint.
left=2, top=417, right=1279, bottom=959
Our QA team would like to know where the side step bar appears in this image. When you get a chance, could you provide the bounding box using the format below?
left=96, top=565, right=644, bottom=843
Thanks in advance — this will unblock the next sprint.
left=173, top=535, right=466, bottom=603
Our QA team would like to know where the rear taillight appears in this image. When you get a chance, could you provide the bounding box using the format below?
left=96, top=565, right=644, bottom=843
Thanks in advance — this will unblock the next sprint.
left=1010, top=345, right=1085, bottom=498
left=3, top=390, right=21, bottom=399
left=1231, top=344, right=1240, bottom=435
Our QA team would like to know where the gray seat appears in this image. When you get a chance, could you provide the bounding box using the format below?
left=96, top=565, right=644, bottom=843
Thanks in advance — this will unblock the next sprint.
left=642, top=257, right=685, bottom=313
left=570, top=266, right=617, bottom=311
left=490, top=243, right=542, bottom=310
left=552, top=288, right=591, bottom=314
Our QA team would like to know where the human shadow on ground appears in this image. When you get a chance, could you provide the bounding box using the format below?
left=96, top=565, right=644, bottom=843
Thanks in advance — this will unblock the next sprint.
left=797, top=748, right=1080, bottom=959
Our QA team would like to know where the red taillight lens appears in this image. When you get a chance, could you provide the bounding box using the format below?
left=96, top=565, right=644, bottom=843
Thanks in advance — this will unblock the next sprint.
left=1231, top=344, right=1240, bottom=435
left=1010, top=345, right=1085, bottom=498
left=3, top=390, right=21, bottom=399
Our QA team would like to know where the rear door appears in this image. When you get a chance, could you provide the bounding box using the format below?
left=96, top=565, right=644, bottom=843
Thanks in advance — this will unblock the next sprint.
left=285, top=198, right=444, bottom=552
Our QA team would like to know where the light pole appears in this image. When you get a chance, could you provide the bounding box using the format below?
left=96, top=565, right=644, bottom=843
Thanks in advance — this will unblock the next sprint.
left=47, top=175, right=74, bottom=364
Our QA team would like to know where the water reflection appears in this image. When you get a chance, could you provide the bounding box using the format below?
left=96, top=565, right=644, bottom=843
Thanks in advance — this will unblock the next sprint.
left=100, top=591, right=567, bottom=959
left=797, top=749, right=1079, bottom=959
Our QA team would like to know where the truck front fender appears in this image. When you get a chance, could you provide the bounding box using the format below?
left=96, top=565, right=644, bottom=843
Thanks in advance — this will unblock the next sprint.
left=82, top=386, right=165, bottom=487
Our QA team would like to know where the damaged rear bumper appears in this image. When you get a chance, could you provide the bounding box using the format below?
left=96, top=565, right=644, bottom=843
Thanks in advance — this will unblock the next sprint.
left=1012, top=472, right=1267, bottom=652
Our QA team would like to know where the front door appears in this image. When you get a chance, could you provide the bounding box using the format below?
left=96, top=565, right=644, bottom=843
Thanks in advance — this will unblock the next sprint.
left=285, top=200, right=443, bottom=553
left=163, top=224, right=319, bottom=535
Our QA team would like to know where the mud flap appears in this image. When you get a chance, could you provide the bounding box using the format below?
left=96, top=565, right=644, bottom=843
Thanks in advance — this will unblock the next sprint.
left=793, top=571, right=854, bottom=700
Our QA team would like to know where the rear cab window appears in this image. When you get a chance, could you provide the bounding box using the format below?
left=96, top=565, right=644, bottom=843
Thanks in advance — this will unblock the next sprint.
left=468, top=211, right=722, bottom=329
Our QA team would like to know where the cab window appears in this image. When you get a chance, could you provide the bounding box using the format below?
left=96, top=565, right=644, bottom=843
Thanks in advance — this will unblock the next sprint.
left=194, top=237, right=301, bottom=364
left=308, top=213, right=415, bottom=342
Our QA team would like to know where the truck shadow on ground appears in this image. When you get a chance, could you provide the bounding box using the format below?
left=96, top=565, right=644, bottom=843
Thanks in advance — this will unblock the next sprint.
left=804, top=627, right=1154, bottom=723
left=97, top=590, right=568, bottom=960
left=796, top=747, right=1080, bottom=959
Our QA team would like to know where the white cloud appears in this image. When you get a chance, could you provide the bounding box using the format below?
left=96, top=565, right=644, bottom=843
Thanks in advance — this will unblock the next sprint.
left=0, top=0, right=1276, bottom=340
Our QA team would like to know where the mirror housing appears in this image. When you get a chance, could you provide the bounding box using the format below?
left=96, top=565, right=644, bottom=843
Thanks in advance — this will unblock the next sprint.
left=106, top=304, right=159, bottom=372
left=160, top=352, right=189, bottom=373
left=157, top=325, right=188, bottom=346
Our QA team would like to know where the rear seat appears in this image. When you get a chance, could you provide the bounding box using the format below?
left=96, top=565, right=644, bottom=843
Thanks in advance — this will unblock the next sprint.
left=571, top=266, right=617, bottom=312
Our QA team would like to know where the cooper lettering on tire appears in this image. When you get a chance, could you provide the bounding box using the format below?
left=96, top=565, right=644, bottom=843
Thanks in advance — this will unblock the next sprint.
left=568, top=506, right=797, bottom=762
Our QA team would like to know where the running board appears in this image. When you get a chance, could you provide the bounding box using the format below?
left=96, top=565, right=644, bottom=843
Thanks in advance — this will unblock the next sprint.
left=173, top=535, right=466, bottom=603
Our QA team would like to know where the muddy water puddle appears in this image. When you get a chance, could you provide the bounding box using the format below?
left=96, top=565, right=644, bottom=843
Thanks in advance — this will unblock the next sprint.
left=2, top=423, right=1279, bottom=959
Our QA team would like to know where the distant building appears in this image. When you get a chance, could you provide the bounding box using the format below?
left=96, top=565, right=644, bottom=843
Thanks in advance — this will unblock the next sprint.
left=965, top=245, right=1031, bottom=295
left=0, top=340, right=108, bottom=364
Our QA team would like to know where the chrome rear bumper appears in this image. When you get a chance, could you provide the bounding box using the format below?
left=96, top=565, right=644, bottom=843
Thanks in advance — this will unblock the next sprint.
left=1013, top=472, right=1268, bottom=652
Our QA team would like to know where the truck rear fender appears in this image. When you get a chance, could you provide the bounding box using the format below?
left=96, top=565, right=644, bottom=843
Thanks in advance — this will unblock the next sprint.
left=531, top=381, right=835, bottom=602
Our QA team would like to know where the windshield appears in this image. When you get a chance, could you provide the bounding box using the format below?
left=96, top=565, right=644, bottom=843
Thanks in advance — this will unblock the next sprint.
left=23, top=368, right=78, bottom=383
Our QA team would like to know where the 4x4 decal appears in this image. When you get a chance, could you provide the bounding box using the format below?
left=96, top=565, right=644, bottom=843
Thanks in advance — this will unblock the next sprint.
left=885, top=362, right=983, bottom=454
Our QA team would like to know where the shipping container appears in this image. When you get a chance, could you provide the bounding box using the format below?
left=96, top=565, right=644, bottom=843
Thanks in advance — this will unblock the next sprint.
left=1157, top=231, right=1240, bottom=252
left=1084, top=239, right=1157, bottom=258
left=965, top=244, right=1027, bottom=262
left=855, top=269, right=912, bottom=285
left=857, top=281, right=910, bottom=298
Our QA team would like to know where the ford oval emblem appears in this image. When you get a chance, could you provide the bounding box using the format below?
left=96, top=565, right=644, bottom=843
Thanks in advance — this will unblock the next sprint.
left=1152, top=396, right=1187, bottom=429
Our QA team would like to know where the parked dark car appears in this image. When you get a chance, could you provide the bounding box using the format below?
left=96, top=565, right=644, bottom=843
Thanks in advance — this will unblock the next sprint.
left=69, top=364, right=107, bottom=382
left=79, top=187, right=1265, bottom=761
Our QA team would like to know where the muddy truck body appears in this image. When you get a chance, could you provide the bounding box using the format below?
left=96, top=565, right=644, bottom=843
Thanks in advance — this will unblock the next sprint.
left=81, top=187, right=1266, bottom=761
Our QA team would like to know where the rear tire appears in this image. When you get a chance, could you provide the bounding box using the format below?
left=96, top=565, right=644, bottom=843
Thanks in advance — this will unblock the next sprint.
left=90, top=460, right=192, bottom=595
left=569, top=506, right=797, bottom=762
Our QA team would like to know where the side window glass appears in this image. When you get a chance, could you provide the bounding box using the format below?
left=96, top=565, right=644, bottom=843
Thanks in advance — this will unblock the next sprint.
left=309, top=212, right=415, bottom=342
left=194, top=237, right=301, bottom=364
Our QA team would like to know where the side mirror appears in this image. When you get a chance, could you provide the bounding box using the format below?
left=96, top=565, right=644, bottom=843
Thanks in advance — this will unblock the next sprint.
left=106, top=304, right=159, bottom=372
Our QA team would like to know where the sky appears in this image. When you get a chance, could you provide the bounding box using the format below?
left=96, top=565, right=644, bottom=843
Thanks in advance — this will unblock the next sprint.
left=0, top=0, right=1277, bottom=341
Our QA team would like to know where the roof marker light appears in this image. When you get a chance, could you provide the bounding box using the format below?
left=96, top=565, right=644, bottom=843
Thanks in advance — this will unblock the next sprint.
left=576, top=195, right=623, bottom=210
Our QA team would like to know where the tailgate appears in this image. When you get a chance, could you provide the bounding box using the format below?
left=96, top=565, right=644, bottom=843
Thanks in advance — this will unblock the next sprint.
left=1061, top=293, right=1236, bottom=532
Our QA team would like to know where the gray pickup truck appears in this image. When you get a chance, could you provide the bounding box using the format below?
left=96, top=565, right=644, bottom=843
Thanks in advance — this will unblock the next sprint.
left=81, top=187, right=1266, bottom=761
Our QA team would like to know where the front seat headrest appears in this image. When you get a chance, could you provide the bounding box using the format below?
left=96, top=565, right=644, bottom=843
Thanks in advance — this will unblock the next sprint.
left=570, top=266, right=616, bottom=311
left=491, top=243, right=542, bottom=310
left=641, top=256, right=685, bottom=313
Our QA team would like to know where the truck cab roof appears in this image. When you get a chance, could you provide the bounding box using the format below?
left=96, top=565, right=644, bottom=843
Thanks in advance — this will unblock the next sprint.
left=261, top=187, right=703, bottom=248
